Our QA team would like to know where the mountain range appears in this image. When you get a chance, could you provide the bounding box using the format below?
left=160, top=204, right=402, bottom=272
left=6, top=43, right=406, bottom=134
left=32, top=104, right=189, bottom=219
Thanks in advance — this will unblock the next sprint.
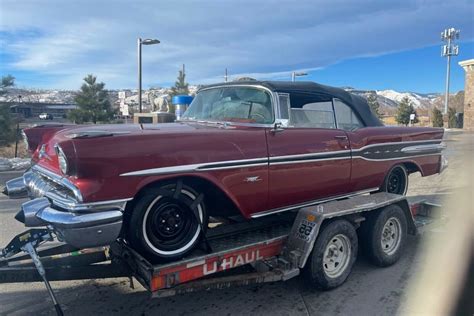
left=0, top=86, right=464, bottom=113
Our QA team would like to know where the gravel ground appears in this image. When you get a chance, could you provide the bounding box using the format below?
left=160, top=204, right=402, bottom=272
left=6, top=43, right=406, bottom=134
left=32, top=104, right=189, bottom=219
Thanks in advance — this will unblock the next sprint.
left=0, top=130, right=470, bottom=316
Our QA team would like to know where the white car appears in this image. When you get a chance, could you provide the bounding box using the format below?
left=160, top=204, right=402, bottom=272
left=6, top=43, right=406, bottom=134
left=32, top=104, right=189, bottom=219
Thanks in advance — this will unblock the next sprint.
left=39, top=113, right=53, bottom=120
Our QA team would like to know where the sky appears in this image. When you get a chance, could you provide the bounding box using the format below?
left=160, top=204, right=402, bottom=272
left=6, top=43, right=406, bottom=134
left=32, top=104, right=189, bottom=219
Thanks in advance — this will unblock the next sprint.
left=0, top=0, right=473, bottom=93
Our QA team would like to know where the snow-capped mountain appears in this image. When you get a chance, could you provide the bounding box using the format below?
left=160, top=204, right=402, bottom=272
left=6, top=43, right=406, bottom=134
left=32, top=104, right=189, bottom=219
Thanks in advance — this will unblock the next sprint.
left=348, top=88, right=442, bottom=109
left=375, top=90, right=438, bottom=108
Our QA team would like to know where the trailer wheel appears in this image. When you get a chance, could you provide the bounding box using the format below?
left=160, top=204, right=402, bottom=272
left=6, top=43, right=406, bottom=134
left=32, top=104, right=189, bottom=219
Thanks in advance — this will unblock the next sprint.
left=362, top=205, right=407, bottom=267
left=304, top=219, right=358, bottom=290
left=127, top=181, right=207, bottom=261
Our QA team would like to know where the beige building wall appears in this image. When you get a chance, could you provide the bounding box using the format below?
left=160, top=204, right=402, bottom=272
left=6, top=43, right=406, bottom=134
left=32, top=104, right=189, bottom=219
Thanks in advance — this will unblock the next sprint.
left=459, top=59, right=474, bottom=130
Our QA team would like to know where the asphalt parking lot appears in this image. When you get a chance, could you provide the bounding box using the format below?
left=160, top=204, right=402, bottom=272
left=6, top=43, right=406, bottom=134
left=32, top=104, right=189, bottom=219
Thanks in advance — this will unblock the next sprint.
left=0, top=131, right=469, bottom=316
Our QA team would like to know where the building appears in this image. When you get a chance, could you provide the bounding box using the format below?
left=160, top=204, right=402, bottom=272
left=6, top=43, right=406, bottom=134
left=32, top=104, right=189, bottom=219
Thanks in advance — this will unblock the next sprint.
left=3, top=102, right=77, bottom=119
left=459, top=59, right=474, bottom=130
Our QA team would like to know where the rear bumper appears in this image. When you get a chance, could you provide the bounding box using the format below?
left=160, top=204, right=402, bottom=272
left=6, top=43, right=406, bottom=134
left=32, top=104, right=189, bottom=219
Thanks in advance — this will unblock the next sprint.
left=15, top=197, right=123, bottom=248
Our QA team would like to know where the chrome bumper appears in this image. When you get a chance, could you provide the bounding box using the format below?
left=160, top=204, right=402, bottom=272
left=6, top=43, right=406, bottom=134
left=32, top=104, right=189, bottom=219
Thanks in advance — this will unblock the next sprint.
left=2, top=166, right=129, bottom=249
left=3, top=177, right=28, bottom=199
left=14, top=197, right=123, bottom=248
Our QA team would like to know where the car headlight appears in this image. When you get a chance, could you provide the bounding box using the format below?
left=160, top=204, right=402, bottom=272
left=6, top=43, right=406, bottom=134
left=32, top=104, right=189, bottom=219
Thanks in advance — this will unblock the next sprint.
left=55, top=144, right=68, bottom=175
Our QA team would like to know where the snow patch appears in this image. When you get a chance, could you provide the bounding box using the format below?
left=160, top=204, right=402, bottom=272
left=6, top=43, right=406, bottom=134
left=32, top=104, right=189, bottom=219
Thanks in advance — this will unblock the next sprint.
left=0, top=158, right=31, bottom=171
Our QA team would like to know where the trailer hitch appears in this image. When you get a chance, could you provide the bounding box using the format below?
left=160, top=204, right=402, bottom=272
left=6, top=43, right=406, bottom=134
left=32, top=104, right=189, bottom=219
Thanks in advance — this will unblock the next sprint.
left=0, top=229, right=64, bottom=316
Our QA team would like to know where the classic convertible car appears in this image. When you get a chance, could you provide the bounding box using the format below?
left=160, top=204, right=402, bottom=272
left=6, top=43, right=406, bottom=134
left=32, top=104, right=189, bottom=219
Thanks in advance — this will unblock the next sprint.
left=3, top=81, right=447, bottom=261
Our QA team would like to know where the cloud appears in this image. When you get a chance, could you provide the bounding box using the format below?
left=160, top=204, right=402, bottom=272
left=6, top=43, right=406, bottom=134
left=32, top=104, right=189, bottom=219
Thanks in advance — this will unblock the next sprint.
left=1, top=0, right=473, bottom=89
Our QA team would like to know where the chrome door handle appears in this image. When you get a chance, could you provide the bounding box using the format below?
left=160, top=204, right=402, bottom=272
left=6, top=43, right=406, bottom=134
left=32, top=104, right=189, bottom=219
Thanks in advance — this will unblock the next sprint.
left=334, top=135, right=348, bottom=140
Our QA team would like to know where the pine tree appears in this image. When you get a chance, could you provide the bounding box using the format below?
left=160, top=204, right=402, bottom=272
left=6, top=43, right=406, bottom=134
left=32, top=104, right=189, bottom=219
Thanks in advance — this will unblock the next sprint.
left=395, top=97, right=418, bottom=126
left=170, top=65, right=189, bottom=97
left=0, top=75, right=15, bottom=95
left=366, top=93, right=382, bottom=118
left=431, top=107, right=444, bottom=127
left=0, top=75, right=15, bottom=144
left=68, top=74, right=115, bottom=124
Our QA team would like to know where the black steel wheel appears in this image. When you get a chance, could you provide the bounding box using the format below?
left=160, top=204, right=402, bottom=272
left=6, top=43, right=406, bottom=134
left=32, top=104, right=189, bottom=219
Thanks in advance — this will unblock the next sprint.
left=382, top=165, right=408, bottom=195
left=127, top=181, right=207, bottom=261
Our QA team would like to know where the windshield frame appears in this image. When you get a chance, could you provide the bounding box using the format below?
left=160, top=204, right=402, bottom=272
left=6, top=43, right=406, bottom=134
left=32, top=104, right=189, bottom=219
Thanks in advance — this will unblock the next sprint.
left=180, top=84, right=277, bottom=127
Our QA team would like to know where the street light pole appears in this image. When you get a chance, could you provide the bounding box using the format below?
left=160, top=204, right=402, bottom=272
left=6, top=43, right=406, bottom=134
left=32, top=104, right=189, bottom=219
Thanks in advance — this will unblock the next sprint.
left=137, top=37, right=160, bottom=113
left=292, top=71, right=308, bottom=82
left=138, top=38, right=142, bottom=113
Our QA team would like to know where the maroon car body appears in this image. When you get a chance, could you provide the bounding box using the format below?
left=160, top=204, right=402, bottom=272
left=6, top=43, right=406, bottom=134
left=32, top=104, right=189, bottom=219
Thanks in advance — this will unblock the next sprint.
left=5, top=81, right=446, bottom=260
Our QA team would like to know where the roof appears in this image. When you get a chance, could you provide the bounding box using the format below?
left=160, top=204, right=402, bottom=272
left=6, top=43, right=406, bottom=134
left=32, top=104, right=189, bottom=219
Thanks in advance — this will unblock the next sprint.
left=201, top=81, right=383, bottom=127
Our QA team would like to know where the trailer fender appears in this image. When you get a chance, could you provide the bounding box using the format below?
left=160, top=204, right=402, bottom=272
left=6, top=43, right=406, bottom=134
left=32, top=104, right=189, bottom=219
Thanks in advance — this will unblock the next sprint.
left=281, top=192, right=413, bottom=269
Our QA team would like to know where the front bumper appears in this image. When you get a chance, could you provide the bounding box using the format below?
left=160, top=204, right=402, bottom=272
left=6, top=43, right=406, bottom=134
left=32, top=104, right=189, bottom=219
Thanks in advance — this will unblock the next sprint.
left=2, top=166, right=129, bottom=249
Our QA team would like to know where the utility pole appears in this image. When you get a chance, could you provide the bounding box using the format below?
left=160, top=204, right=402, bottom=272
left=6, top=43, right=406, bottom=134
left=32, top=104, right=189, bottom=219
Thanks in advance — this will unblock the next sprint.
left=441, top=28, right=460, bottom=114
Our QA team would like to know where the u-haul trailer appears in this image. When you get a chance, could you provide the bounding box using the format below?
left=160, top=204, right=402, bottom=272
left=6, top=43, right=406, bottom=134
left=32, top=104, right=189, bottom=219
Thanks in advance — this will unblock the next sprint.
left=0, top=192, right=444, bottom=315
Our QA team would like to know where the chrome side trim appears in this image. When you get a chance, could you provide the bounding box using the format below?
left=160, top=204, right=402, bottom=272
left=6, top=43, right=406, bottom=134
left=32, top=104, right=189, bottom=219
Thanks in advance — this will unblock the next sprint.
left=270, top=150, right=351, bottom=162
left=269, top=156, right=351, bottom=166
left=352, top=153, right=442, bottom=162
left=251, top=187, right=379, bottom=218
left=352, top=139, right=442, bottom=152
left=120, top=157, right=269, bottom=177
left=400, top=143, right=446, bottom=153
left=33, top=165, right=83, bottom=202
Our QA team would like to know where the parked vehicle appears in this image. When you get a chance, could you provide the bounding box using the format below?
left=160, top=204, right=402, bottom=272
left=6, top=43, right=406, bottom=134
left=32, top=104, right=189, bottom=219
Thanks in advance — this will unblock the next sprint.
left=3, top=81, right=447, bottom=261
left=39, top=113, right=54, bottom=120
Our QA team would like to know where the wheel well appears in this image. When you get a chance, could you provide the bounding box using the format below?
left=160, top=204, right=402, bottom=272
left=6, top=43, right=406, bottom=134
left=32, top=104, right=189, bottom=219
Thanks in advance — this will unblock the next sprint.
left=401, top=162, right=422, bottom=175
left=126, top=176, right=241, bottom=218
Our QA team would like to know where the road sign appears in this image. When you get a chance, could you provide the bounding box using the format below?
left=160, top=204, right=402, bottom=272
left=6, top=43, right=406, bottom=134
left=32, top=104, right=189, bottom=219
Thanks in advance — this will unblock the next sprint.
left=118, top=91, right=126, bottom=99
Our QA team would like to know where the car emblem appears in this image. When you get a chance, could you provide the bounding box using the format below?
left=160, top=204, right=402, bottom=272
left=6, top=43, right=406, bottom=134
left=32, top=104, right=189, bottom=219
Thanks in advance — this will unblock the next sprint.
left=38, top=144, right=52, bottom=161
left=245, top=176, right=261, bottom=183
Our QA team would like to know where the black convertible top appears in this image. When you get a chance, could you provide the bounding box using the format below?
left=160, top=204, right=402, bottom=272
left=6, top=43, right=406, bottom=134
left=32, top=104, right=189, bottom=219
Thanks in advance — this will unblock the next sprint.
left=201, top=81, right=383, bottom=127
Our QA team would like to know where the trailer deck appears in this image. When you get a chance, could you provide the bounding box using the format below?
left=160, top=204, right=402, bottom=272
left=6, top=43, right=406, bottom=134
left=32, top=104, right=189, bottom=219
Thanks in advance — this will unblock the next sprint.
left=0, top=192, right=445, bottom=315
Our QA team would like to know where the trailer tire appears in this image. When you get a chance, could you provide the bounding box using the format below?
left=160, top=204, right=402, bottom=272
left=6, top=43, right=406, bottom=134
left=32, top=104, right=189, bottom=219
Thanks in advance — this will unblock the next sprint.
left=127, top=181, right=207, bottom=262
left=362, top=205, right=407, bottom=267
left=304, top=219, right=358, bottom=290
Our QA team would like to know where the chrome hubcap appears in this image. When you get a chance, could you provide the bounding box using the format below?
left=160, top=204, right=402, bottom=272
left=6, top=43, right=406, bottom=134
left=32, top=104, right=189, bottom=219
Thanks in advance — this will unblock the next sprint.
left=381, top=217, right=402, bottom=255
left=323, top=234, right=351, bottom=278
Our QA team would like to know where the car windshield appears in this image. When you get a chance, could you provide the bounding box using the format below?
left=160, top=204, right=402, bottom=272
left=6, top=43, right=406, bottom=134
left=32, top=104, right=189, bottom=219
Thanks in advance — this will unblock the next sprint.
left=182, top=86, right=273, bottom=124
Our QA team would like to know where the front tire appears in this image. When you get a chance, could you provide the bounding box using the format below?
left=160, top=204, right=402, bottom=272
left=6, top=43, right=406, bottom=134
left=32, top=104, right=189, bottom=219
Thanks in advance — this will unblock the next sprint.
left=304, top=220, right=358, bottom=290
left=127, top=182, right=207, bottom=261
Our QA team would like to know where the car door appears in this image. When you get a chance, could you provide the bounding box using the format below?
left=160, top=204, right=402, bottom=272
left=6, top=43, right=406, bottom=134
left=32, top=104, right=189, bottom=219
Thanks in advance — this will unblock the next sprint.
left=265, top=92, right=352, bottom=212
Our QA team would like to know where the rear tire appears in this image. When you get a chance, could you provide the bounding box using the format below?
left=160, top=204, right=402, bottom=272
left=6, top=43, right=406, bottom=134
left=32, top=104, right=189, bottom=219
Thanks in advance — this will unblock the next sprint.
left=381, top=165, right=408, bottom=195
left=304, top=219, right=358, bottom=290
left=127, top=181, right=207, bottom=261
left=361, top=205, right=407, bottom=267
